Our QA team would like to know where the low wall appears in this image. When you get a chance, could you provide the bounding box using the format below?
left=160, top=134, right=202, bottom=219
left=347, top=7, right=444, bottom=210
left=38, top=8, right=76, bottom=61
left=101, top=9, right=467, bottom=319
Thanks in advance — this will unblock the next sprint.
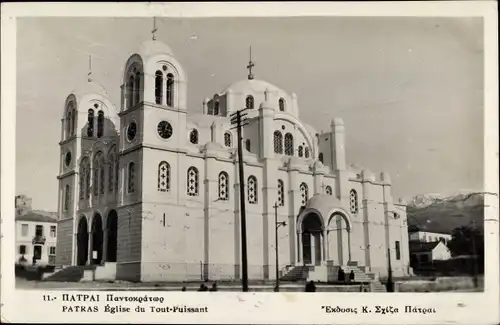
left=395, top=276, right=483, bottom=292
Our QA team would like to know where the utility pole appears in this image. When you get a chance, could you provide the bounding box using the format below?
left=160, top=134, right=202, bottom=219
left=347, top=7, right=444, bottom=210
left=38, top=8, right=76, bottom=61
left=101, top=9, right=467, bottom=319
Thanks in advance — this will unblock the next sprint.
left=230, top=109, right=249, bottom=292
left=386, top=248, right=394, bottom=292
left=274, top=202, right=286, bottom=292
left=470, top=220, right=479, bottom=288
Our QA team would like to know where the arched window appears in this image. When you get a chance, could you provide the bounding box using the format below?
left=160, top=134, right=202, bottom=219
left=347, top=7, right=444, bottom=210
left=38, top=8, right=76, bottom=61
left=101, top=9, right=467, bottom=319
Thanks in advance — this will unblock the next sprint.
left=97, top=110, right=104, bottom=138
left=108, top=154, right=114, bottom=193
left=114, top=159, right=119, bottom=192
left=87, top=109, right=94, bottom=137
left=273, top=131, right=283, bottom=154
left=66, top=110, right=72, bottom=139
left=127, top=75, right=134, bottom=109
left=158, top=161, right=171, bottom=192
left=99, top=158, right=105, bottom=194
left=218, top=172, right=229, bottom=201
left=71, top=106, right=77, bottom=136
left=187, top=167, right=199, bottom=196
left=134, top=71, right=141, bottom=105
left=300, top=183, right=309, bottom=206
left=304, top=147, right=310, bottom=158
left=246, top=95, right=254, bottom=110
left=248, top=176, right=257, bottom=204
left=279, top=98, right=285, bottom=111
left=298, top=145, right=304, bottom=157
left=213, top=95, right=220, bottom=116
left=325, top=185, right=332, bottom=196
left=79, top=158, right=87, bottom=200
left=127, top=162, right=136, bottom=194
left=93, top=152, right=102, bottom=196
left=318, top=152, right=324, bottom=163
left=190, top=129, right=199, bottom=144
left=245, top=139, right=251, bottom=152
left=85, top=161, right=91, bottom=199
left=284, top=133, right=294, bottom=156
left=350, top=189, right=359, bottom=214
left=64, top=185, right=71, bottom=211
left=277, top=179, right=284, bottom=206
left=224, top=132, right=232, bottom=147
left=155, top=70, right=163, bottom=105
left=166, top=73, right=174, bottom=107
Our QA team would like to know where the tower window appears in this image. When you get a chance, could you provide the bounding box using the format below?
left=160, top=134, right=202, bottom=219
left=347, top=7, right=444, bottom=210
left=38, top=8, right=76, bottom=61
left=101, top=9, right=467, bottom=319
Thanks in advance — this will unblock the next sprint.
left=318, top=152, right=324, bottom=163
left=246, top=95, right=254, bottom=110
left=64, top=184, right=70, bottom=211
left=85, top=161, right=91, bottom=199
left=97, top=110, right=104, bottom=138
left=273, top=131, right=283, bottom=154
left=71, top=105, right=77, bottom=137
left=66, top=110, right=72, bottom=139
left=298, top=145, right=303, bottom=157
left=93, top=152, right=102, bottom=196
left=158, top=161, right=171, bottom=192
left=304, top=147, right=310, bottom=158
left=187, top=167, right=199, bottom=196
left=190, top=129, right=199, bottom=144
left=395, top=241, right=401, bottom=260
left=349, top=189, right=359, bottom=214
left=277, top=179, right=284, bottom=206
left=300, top=182, right=308, bottom=206
left=218, top=172, right=229, bottom=201
left=87, top=109, right=94, bottom=137
left=155, top=70, right=163, bottom=105
left=279, top=98, right=285, bottom=111
left=99, top=160, right=105, bottom=194
left=127, top=162, right=136, bottom=194
left=325, top=185, right=332, bottom=195
left=134, top=71, right=141, bottom=105
left=284, top=133, right=294, bottom=156
left=79, top=158, right=87, bottom=200
left=224, top=132, right=232, bottom=147
left=108, top=155, right=114, bottom=193
left=213, top=95, right=220, bottom=116
left=127, top=75, right=134, bottom=109
left=166, top=73, right=174, bottom=107
left=248, top=176, right=258, bottom=204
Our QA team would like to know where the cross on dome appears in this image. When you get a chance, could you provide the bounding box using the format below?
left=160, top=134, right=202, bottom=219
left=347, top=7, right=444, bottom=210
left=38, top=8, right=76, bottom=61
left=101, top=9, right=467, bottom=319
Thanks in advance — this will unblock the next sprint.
left=246, top=46, right=255, bottom=80
left=152, top=17, right=158, bottom=41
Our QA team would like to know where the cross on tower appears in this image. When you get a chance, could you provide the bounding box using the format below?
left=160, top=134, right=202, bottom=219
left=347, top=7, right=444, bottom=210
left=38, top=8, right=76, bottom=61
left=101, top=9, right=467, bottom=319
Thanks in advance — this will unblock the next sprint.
left=246, top=46, right=255, bottom=80
left=88, top=54, right=92, bottom=82
left=152, top=17, right=158, bottom=41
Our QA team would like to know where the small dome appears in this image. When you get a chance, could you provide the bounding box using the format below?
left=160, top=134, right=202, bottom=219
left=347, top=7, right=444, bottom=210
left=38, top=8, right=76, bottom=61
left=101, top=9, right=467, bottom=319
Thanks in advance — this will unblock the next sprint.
left=362, top=169, right=376, bottom=181
left=302, top=194, right=344, bottom=221
left=259, top=100, right=273, bottom=110
left=222, top=79, right=282, bottom=94
left=138, top=39, right=174, bottom=58
left=313, top=160, right=324, bottom=169
left=71, top=80, right=108, bottom=98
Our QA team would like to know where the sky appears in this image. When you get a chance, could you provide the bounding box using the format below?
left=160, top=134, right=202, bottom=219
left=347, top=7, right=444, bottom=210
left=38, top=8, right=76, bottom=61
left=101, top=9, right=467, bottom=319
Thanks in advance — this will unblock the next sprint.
left=15, top=17, right=484, bottom=211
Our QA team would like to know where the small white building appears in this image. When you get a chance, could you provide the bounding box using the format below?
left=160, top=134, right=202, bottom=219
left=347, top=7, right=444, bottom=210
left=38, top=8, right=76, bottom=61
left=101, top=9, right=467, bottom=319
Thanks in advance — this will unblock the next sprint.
left=15, top=195, right=57, bottom=266
left=409, top=241, right=452, bottom=266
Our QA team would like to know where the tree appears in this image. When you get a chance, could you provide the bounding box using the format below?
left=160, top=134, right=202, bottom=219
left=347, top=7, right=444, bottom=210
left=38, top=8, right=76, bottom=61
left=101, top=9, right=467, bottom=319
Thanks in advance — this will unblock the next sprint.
left=448, top=225, right=483, bottom=257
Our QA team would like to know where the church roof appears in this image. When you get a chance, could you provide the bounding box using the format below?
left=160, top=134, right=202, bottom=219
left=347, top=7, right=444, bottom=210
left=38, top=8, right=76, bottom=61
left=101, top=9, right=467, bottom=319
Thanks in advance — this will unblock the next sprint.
left=16, top=212, right=57, bottom=223
left=71, top=80, right=108, bottom=98
left=138, top=39, right=174, bottom=58
left=409, top=241, right=442, bottom=253
left=222, top=78, right=283, bottom=95
left=303, top=194, right=344, bottom=219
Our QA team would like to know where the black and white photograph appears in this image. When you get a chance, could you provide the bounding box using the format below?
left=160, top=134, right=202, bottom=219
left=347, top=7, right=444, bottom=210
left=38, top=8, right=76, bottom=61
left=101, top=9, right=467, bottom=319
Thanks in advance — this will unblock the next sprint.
left=1, top=2, right=498, bottom=324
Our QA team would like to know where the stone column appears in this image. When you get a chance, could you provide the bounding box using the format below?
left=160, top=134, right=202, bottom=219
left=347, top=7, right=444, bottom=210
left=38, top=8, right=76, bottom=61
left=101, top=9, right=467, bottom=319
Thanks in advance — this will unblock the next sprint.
left=311, top=233, right=316, bottom=265
left=102, top=228, right=108, bottom=264
left=87, top=230, right=93, bottom=265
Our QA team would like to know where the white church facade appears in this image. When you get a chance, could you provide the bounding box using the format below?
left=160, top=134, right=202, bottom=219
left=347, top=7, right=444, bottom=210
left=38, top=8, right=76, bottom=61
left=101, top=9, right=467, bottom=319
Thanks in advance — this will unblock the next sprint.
left=55, top=36, right=411, bottom=282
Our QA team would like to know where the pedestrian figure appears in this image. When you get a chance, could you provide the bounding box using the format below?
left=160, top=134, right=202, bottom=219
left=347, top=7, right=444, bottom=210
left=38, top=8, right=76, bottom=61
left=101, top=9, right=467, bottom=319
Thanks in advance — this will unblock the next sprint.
left=337, top=268, right=345, bottom=282
left=273, top=286, right=279, bottom=292
left=181, top=286, right=186, bottom=291
left=198, top=284, right=208, bottom=291
left=32, top=255, right=37, bottom=266
left=349, top=270, right=355, bottom=283
left=209, top=283, right=218, bottom=292
left=305, top=280, right=316, bottom=292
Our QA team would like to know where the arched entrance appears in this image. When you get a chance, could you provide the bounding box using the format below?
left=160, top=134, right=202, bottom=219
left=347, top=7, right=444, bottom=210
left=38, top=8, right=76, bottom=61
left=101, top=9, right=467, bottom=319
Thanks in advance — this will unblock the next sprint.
left=91, top=213, right=104, bottom=264
left=106, top=210, right=118, bottom=262
left=300, top=213, right=323, bottom=266
left=77, top=216, right=89, bottom=266
left=326, top=213, right=351, bottom=265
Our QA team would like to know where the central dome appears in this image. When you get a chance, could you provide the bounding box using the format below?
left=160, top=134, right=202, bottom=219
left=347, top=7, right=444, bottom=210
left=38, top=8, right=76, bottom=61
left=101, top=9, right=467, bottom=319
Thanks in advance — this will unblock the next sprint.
left=138, top=39, right=174, bottom=58
left=222, top=78, right=282, bottom=94
left=71, top=80, right=108, bottom=98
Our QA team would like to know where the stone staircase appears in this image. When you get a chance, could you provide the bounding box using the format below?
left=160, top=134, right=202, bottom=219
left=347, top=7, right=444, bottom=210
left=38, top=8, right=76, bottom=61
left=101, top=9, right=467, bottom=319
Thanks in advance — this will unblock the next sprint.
left=340, top=265, right=374, bottom=283
left=280, top=265, right=313, bottom=282
left=370, top=282, right=388, bottom=292
left=43, top=265, right=95, bottom=282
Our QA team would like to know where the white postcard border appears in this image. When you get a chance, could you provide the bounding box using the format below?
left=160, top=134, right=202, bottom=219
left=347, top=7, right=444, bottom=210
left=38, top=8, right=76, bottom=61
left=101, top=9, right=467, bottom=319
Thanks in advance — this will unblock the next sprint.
left=1, top=2, right=499, bottom=324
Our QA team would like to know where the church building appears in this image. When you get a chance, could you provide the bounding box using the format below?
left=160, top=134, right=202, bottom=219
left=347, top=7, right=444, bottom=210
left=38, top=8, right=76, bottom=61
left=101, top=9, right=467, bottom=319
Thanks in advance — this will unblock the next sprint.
left=55, top=31, right=411, bottom=282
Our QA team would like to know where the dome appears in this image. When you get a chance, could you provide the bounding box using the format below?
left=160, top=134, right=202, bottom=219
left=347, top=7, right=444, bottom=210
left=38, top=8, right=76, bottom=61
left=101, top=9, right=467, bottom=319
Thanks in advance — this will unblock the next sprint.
left=138, top=39, right=174, bottom=58
left=71, top=80, right=108, bottom=98
left=303, top=194, right=343, bottom=218
left=222, top=79, right=283, bottom=94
